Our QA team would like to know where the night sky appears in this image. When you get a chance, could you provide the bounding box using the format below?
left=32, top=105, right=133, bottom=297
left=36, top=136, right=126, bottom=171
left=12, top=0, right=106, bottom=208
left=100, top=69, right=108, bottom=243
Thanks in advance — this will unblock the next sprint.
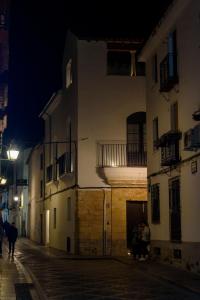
left=5, top=0, right=172, bottom=147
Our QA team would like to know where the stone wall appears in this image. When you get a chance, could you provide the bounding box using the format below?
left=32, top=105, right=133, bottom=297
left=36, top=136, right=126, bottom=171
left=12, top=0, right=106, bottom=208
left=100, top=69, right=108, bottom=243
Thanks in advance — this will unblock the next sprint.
left=77, top=187, right=147, bottom=256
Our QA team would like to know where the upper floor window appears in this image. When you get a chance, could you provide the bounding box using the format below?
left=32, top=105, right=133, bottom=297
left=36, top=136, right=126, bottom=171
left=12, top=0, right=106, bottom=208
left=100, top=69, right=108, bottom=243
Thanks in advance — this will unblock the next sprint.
left=152, top=54, right=158, bottom=83
left=58, top=153, right=66, bottom=176
left=127, top=112, right=147, bottom=166
left=66, top=59, right=72, bottom=88
left=46, top=164, right=53, bottom=183
left=40, top=153, right=43, bottom=170
left=160, top=30, right=178, bottom=92
left=107, top=51, right=145, bottom=77
left=40, top=180, right=43, bottom=198
left=107, top=51, right=132, bottom=76
left=170, top=102, right=178, bottom=131
left=153, top=117, right=159, bottom=150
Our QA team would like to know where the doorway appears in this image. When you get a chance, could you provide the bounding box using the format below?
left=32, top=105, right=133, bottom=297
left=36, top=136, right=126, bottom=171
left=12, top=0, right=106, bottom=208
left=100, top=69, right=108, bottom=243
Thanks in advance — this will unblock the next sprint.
left=126, top=201, right=147, bottom=249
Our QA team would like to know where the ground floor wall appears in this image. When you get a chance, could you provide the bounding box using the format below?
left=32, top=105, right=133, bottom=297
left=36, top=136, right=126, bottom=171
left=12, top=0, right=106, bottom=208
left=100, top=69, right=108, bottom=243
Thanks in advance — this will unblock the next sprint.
left=151, top=240, right=200, bottom=273
left=77, top=186, right=147, bottom=256
left=148, top=157, right=200, bottom=273
left=29, top=185, right=147, bottom=256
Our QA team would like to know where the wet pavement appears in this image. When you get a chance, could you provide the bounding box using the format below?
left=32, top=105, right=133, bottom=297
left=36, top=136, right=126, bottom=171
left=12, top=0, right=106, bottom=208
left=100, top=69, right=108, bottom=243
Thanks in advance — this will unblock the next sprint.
left=10, top=238, right=200, bottom=300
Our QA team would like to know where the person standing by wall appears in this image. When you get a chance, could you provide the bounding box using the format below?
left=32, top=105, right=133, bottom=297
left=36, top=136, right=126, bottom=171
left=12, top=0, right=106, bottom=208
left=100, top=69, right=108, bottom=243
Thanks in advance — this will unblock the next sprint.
left=7, top=222, right=18, bottom=257
left=139, top=222, right=150, bottom=261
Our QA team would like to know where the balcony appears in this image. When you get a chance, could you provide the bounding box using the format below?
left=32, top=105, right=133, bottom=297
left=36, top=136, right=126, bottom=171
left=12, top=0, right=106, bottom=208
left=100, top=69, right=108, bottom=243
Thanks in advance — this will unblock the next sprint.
left=158, top=130, right=182, bottom=166
left=97, top=143, right=147, bottom=186
left=160, top=53, right=178, bottom=92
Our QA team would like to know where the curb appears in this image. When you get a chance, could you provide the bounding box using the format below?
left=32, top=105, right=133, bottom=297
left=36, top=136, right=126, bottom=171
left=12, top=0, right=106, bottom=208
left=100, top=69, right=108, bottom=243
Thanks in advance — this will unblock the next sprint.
left=4, top=244, right=45, bottom=300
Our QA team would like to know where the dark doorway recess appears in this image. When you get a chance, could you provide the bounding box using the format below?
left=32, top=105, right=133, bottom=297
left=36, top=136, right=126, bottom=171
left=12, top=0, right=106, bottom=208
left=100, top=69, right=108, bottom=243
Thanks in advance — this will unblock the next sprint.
left=126, top=200, right=147, bottom=249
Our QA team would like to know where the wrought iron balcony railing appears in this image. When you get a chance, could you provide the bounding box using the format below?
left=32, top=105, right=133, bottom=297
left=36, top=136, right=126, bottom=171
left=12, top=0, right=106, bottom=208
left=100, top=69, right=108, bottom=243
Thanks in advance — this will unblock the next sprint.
left=97, top=143, right=147, bottom=167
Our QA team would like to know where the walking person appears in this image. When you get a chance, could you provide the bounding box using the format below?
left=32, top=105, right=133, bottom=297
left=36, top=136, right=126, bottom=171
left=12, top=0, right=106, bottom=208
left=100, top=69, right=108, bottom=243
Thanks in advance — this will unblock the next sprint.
left=7, top=222, right=18, bottom=257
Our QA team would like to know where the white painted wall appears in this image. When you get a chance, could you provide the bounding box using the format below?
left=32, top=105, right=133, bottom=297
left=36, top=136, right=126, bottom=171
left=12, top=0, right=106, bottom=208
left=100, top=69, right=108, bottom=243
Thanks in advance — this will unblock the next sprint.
left=77, top=40, right=146, bottom=187
left=143, top=0, right=200, bottom=243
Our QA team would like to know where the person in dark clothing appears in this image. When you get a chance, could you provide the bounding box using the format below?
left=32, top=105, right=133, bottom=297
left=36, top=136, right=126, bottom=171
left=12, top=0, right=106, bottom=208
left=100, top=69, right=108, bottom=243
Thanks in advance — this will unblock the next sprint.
left=3, top=220, right=10, bottom=237
left=7, top=222, right=18, bottom=256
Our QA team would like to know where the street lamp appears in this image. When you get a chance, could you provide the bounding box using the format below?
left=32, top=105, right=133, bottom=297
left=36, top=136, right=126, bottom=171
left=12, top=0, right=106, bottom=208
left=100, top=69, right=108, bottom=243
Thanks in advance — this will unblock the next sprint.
left=0, top=176, right=7, bottom=185
left=6, top=145, right=19, bottom=161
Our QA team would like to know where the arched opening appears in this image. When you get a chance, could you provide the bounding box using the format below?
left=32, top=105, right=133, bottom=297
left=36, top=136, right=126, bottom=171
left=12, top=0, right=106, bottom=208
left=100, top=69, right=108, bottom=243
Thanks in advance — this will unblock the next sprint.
left=127, top=112, right=146, bottom=166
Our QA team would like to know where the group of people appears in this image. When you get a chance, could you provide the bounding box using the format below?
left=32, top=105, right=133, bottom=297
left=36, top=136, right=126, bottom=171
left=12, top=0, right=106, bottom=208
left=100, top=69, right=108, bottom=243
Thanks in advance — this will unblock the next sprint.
left=0, top=219, right=18, bottom=257
left=131, top=221, right=150, bottom=261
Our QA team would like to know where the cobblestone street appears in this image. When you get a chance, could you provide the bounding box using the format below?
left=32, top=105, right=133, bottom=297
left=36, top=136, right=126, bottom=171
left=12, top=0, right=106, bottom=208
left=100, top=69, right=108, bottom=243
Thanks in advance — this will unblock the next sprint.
left=8, top=238, right=200, bottom=300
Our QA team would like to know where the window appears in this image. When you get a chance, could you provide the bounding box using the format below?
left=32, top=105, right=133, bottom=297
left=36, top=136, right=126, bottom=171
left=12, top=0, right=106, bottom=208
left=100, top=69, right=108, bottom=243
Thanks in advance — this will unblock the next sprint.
left=40, top=180, right=43, bottom=198
left=107, top=51, right=132, bottom=76
left=153, top=117, right=159, bottom=150
left=66, top=59, right=72, bottom=88
left=58, top=153, right=66, bottom=176
left=46, top=165, right=53, bottom=182
left=40, top=153, right=43, bottom=170
left=151, top=184, right=160, bottom=223
left=67, top=197, right=71, bottom=221
left=169, top=177, right=181, bottom=241
left=160, top=30, right=178, bottom=92
left=170, top=102, right=178, bottom=131
left=152, top=54, right=158, bottom=83
left=53, top=208, right=56, bottom=229
left=127, top=112, right=147, bottom=166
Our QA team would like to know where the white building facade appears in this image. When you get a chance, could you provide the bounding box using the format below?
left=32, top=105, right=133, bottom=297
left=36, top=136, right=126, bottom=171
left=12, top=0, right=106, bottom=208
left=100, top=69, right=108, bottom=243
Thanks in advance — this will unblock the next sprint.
left=29, top=31, right=147, bottom=256
left=140, top=0, right=200, bottom=272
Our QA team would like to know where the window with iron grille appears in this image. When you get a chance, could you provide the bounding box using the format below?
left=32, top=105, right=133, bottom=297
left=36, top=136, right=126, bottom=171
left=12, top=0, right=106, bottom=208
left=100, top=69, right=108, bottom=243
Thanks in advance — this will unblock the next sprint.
left=46, top=165, right=53, bottom=182
left=153, top=117, right=159, bottom=150
left=151, top=184, right=160, bottom=223
left=169, top=177, right=181, bottom=241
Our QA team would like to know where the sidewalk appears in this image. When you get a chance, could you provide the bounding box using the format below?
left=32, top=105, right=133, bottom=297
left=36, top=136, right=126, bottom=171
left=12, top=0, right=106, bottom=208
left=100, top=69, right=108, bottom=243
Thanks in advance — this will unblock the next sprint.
left=0, top=242, right=38, bottom=300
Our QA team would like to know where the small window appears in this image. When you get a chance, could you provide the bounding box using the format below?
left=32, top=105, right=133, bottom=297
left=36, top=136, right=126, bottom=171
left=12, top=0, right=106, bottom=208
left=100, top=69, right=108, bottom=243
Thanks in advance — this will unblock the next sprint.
left=151, top=184, right=160, bottom=223
left=40, top=153, right=43, bottom=170
left=67, top=197, right=71, bottom=221
left=53, top=208, right=56, bottom=229
left=40, top=180, right=43, bottom=198
left=152, top=54, right=158, bottom=82
left=171, top=102, right=178, bottom=131
left=153, top=117, right=159, bottom=150
left=46, top=165, right=53, bottom=182
left=107, top=51, right=132, bottom=76
left=58, top=153, right=66, bottom=176
left=66, top=59, right=72, bottom=88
